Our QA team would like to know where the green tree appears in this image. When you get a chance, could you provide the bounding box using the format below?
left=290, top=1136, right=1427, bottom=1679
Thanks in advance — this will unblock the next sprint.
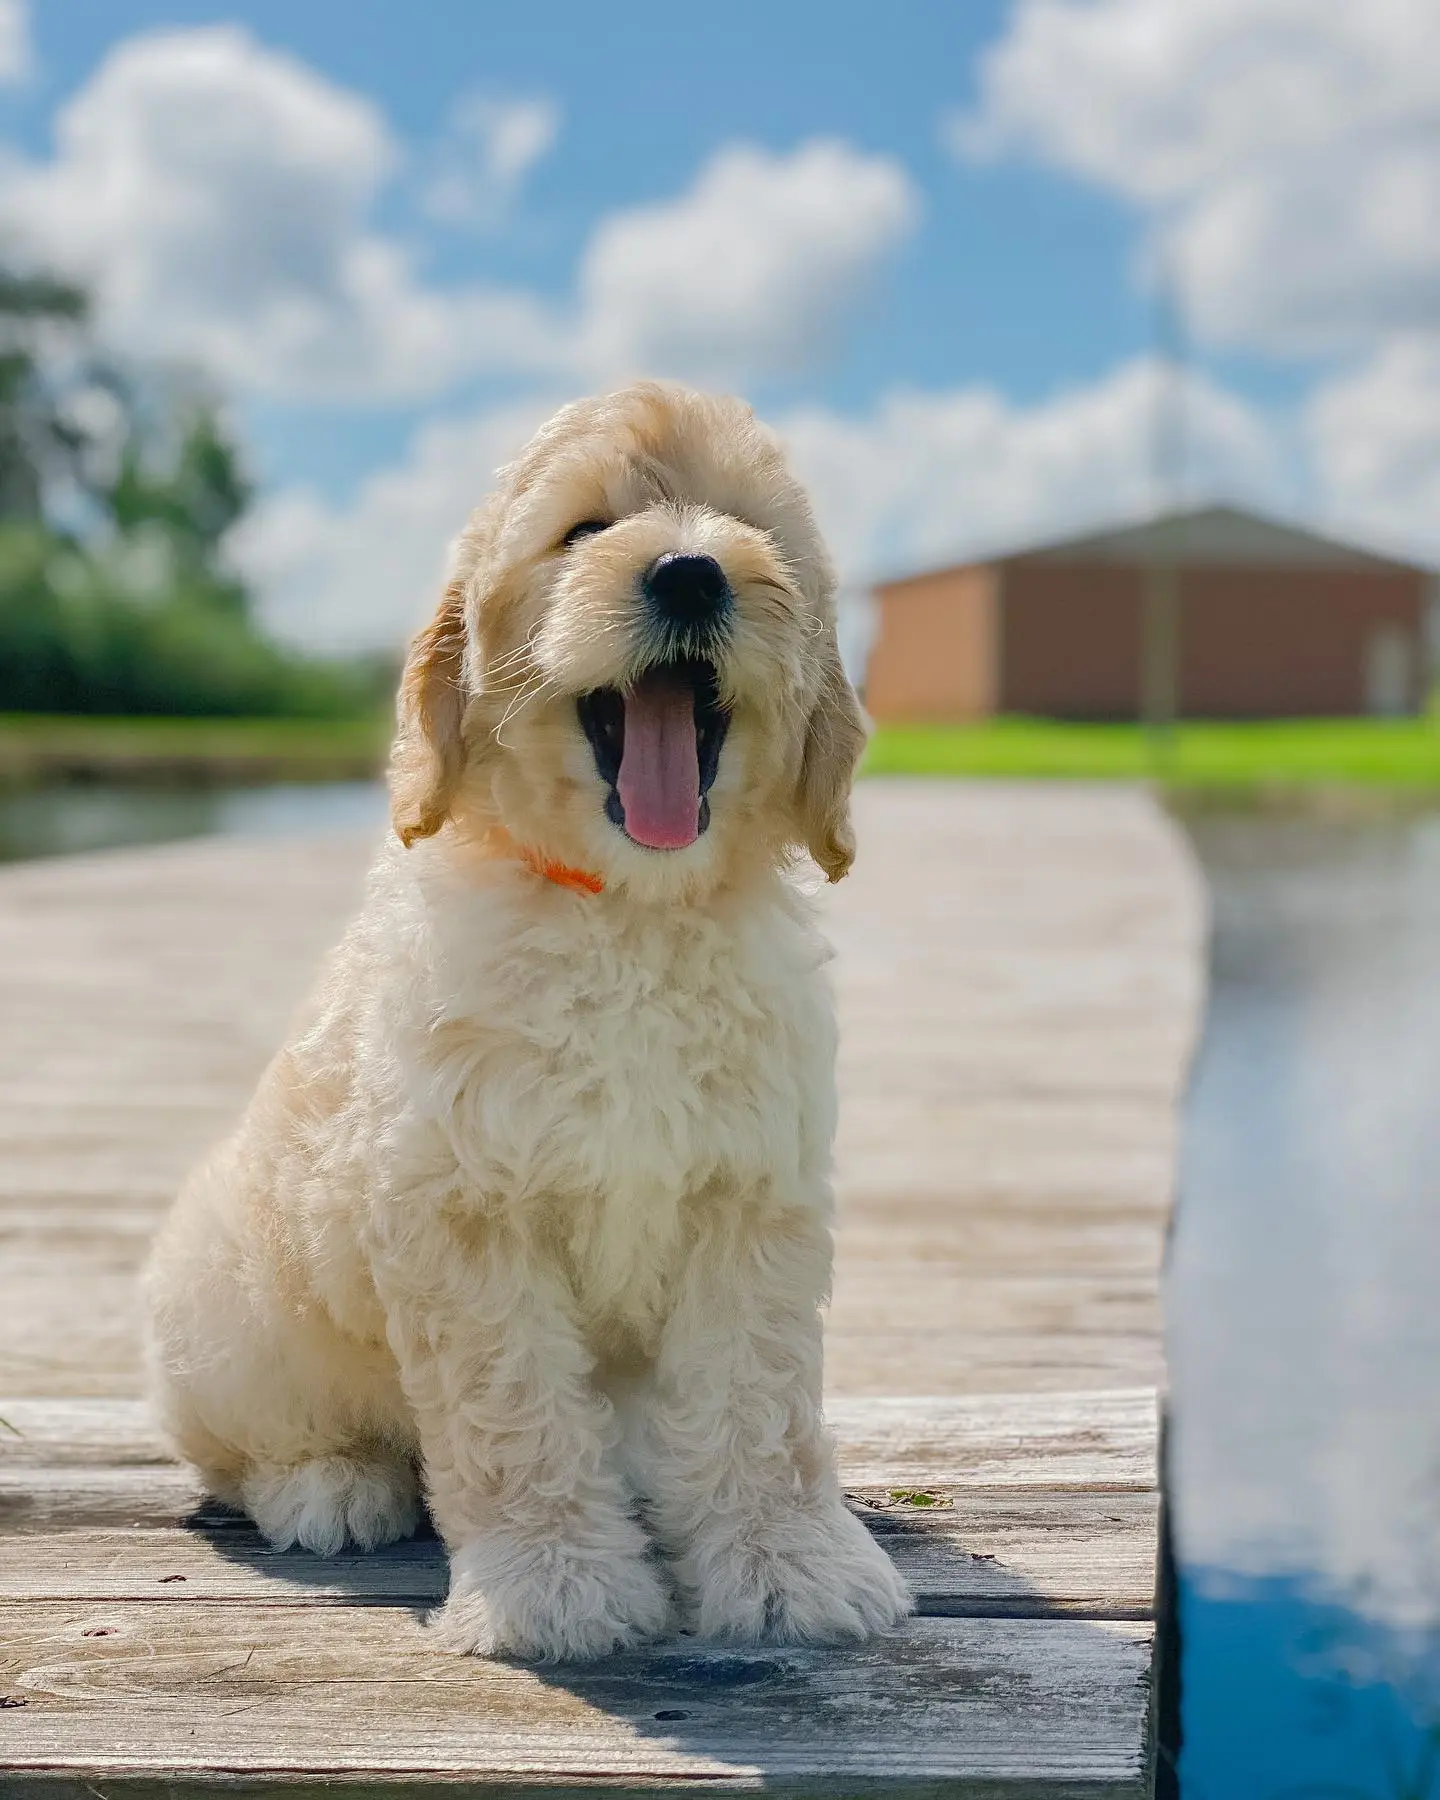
left=0, top=259, right=376, bottom=719
left=0, top=270, right=90, bottom=522
left=106, top=403, right=253, bottom=613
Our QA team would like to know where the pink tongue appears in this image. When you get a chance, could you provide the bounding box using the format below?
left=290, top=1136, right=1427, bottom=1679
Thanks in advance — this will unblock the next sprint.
left=617, top=670, right=699, bottom=850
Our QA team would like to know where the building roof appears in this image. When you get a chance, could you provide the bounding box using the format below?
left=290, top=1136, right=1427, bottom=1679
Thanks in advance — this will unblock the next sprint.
left=880, top=505, right=1432, bottom=589
left=1012, top=505, right=1429, bottom=572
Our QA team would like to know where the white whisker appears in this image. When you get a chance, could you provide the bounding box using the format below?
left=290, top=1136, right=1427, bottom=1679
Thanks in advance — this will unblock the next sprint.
left=492, top=668, right=561, bottom=747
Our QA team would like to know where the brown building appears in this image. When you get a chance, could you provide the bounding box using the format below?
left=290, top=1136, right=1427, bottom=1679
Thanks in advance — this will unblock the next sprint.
left=865, top=506, right=1437, bottom=721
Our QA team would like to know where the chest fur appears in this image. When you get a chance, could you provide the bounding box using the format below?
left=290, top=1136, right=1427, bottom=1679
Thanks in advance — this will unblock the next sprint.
left=427, top=904, right=832, bottom=1211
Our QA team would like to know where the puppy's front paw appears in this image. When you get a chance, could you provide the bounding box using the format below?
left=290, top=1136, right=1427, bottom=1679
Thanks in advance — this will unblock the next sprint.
left=685, top=1500, right=912, bottom=1645
left=241, top=1454, right=421, bottom=1556
left=434, top=1525, right=673, bottom=1661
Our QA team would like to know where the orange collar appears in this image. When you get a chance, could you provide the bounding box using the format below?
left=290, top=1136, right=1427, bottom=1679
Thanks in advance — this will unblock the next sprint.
left=519, top=847, right=605, bottom=896
left=479, top=824, right=605, bottom=896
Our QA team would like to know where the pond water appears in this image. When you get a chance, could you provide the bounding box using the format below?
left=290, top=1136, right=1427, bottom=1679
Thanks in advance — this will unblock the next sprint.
left=0, top=780, right=388, bottom=864
left=1173, top=811, right=1440, bottom=1798
left=4, top=781, right=1438, bottom=1792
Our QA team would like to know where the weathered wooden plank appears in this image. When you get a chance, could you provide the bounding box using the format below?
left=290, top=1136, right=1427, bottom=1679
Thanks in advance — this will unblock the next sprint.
left=0, top=1255, right=1176, bottom=1399
left=827, top=1339, right=1167, bottom=1401
left=0, top=1392, right=1158, bottom=1490
left=839, top=1210, right=1165, bottom=1274
left=0, top=1228, right=1173, bottom=1398
left=0, top=1200, right=1167, bottom=1267
left=830, top=1275, right=1162, bottom=1340
left=827, top=1393, right=1157, bottom=1489
left=1, top=1329, right=1159, bottom=1411
left=0, top=1389, right=1158, bottom=1625
left=0, top=1491, right=1158, bottom=1621
left=0, top=1603, right=1153, bottom=1793
left=0, top=1781, right=1145, bottom=1800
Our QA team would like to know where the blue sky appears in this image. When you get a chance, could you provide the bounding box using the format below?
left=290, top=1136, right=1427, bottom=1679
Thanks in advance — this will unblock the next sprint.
left=2, top=1, right=1436, bottom=649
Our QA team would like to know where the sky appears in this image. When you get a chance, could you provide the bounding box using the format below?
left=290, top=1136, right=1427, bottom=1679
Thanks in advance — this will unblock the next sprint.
left=1, top=0, right=1437, bottom=652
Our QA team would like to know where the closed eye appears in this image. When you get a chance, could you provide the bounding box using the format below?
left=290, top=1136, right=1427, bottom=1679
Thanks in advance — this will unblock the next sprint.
left=562, top=519, right=610, bottom=548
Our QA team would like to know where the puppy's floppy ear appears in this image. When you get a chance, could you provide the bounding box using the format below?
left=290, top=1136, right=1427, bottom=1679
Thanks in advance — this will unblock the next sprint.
left=795, top=623, right=869, bottom=883
left=390, top=581, right=469, bottom=848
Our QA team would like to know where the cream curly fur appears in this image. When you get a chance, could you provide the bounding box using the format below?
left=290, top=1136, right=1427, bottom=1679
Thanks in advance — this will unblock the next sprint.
left=144, top=382, right=912, bottom=1661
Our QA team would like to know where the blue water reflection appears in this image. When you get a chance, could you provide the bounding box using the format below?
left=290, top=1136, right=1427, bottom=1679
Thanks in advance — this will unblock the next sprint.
left=1172, top=811, right=1440, bottom=1798
left=1183, top=1572, right=1440, bottom=1800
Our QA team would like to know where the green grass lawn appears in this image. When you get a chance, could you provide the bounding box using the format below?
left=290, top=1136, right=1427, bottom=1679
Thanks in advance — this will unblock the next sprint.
left=0, top=712, right=390, bottom=783
left=864, top=716, right=1440, bottom=791
left=7, top=710, right=1440, bottom=795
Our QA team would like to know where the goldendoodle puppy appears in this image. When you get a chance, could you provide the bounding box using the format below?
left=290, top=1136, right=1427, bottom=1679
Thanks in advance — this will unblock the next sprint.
left=144, top=381, right=912, bottom=1660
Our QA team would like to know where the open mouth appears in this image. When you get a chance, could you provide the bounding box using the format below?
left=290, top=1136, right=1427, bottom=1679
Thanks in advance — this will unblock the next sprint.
left=577, top=658, right=731, bottom=851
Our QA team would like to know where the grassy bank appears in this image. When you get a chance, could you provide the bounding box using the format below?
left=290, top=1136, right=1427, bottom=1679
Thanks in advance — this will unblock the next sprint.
left=864, top=717, right=1440, bottom=798
left=0, top=712, right=390, bottom=786
left=9, top=710, right=1440, bottom=801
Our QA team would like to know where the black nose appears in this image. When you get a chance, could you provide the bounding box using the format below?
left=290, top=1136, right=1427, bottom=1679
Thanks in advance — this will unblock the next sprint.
left=642, top=552, right=732, bottom=630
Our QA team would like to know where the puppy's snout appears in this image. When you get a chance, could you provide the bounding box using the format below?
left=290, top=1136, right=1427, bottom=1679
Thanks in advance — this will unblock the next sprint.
left=642, top=552, right=732, bottom=634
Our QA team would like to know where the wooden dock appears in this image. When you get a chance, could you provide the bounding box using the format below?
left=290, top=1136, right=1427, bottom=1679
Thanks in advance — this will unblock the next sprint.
left=0, top=780, right=1205, bottom=1796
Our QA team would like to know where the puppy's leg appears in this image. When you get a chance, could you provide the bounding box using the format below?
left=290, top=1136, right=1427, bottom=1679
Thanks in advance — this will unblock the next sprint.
left=147, top=1206, right=420, bottom=1556
left=636, top=1205, right=912, bottom=1645
left=379, top=1221, right=671, bottom=1661
left=152, top=1343, right=422, bottom=1557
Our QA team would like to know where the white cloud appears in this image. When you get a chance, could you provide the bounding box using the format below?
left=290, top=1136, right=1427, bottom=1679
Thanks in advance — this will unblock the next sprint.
left=575, top=140, right=918, bottom=386
left=422, top=93, right=560, bottom=227
left=1168, top=144, right=1440, bottom=354
left=0, top=26, right=552, bottom=402
left=1307, top=338, right=1440, bottom=564
left=957, top=0, right=1437, bottom=202
left=0, top=0, right=29, bottom=83
left=234, top=398, right=556, bottom=651
left=782, top=356, right=1281, bottom=581
left=955, top=0, right=1440, bottom=355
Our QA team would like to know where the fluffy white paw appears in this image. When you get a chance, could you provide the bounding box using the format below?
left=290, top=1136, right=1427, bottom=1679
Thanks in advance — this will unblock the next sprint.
left=433, top=1524, right=673, bottom=1661
left=241, top=1454, right=421, bottom=1556
left=683, top=1500, right=913, bottom=1645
